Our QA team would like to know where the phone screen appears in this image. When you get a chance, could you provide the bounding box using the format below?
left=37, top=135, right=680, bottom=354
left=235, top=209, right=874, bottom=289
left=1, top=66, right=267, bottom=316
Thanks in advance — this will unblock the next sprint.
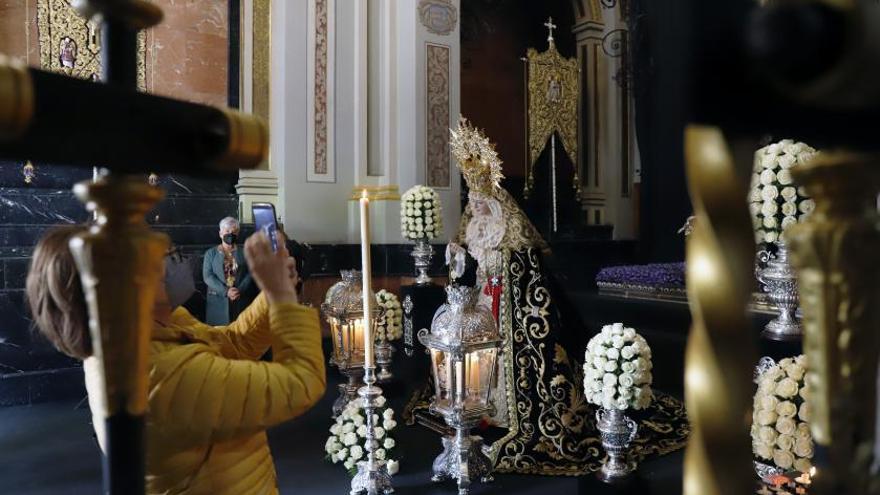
left=252, top=203, right=279, bottom=253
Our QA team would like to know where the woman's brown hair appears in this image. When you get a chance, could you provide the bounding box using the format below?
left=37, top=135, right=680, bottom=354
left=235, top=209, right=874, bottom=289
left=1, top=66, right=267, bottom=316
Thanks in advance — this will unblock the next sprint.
left=25, top=225, right=91, bottom=360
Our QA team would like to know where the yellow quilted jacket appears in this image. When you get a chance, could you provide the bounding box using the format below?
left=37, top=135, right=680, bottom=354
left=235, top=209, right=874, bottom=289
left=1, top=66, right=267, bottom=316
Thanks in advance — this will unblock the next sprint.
left=84, top=293, right=326, bottom=495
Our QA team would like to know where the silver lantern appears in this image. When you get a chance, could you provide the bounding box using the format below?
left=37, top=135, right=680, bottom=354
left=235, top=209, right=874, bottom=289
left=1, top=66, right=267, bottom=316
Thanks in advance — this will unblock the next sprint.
left=418, top=285, right=501, bottom=494
left=756, top=239, right=802, bottom=340
left=322, top=270, right=382, bottom=417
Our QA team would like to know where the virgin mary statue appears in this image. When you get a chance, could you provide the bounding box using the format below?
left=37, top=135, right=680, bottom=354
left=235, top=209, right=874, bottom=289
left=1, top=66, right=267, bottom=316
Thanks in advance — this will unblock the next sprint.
left=437, top=116, right=688, bottom=476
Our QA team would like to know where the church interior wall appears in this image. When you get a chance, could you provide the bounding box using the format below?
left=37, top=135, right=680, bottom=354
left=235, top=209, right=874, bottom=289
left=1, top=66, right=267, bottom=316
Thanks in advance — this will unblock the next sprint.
left=0, top=0, right=240, bottom=406
left=267, top=0, right=462, bottom=246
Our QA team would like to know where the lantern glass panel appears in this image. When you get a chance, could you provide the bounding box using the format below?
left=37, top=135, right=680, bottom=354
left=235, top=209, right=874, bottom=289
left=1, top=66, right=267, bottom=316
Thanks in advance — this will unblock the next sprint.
left=431, top=349, right=450, bottom=403
left=322, top=270, right=376, bottom=369
left=330, top=317, right=367, bottom=366
left=464, top=348, right=497, bottom=407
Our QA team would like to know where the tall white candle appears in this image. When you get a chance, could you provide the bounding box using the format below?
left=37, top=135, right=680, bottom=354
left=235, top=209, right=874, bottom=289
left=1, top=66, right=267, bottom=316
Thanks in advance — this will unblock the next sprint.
left=360, top=189, right=374, bottom=368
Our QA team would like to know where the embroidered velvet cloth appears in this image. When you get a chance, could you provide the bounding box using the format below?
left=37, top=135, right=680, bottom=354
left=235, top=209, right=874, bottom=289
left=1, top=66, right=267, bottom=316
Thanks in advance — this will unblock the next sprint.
left=407, top=249, right=689, bottom=475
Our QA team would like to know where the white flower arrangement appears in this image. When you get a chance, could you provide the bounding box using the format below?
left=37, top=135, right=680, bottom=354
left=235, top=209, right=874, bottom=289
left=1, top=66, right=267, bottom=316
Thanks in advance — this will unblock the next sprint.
left=325, top=398, right=400, bottom=476
left=375, top=290, right=403, bottom=342
left=400, top=185, right=443, bottom=241
left=749, top=139, right=817, bottom=245
left=582, top=323, right=653, bottom=411
left=751, top=355, right=813, bottom=474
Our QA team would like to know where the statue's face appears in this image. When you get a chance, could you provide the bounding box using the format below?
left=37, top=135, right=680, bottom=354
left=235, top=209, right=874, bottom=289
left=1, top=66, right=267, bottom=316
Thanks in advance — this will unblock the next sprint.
left=469, top=192, right=493, bottom=218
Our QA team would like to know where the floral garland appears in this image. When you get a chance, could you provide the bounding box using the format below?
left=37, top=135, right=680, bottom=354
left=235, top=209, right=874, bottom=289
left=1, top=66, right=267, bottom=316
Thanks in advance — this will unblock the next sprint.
left=751, top=355, right=813, bottom=473
left=583, top=323, right=653, bottom=411
left=749, top=139, right=817, bottom=245
left=325, top=398, right=400, bottom=476
left=400, top=185, right=443, bottom=241
left=375, top=290, right=402, bottom=342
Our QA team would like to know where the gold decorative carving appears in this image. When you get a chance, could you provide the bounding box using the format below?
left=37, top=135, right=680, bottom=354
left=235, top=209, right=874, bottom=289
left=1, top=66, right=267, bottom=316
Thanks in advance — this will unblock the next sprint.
left=252, top=0, right=271, bottom=124
left=348, top=185, right=401, bottom=201
left=683, top=125, right=756, bottom=495
left=37, top=0, right=147, bottom=89
left=786, top=152, right=880, bottom=495
left=426, top=44, right=451, bottom=188
left=313, top=0, right=329, bottom=175
left=525, top=40, right=579, bottom=198
left=69, top=177, right=169, bottom=416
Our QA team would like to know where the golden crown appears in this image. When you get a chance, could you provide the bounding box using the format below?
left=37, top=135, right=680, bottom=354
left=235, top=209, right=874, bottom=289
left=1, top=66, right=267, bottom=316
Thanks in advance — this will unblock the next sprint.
left=450, top=116, right=504, bottom=196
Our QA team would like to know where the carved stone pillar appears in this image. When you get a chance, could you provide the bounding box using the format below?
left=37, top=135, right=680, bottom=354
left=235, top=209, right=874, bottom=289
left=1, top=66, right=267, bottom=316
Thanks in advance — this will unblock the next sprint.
left=786, top=152, right=880, bottom=495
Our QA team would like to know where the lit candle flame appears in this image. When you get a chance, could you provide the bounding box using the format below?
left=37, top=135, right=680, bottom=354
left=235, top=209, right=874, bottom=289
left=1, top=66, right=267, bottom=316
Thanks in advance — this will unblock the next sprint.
left=361, top=189, right=368, bottom=200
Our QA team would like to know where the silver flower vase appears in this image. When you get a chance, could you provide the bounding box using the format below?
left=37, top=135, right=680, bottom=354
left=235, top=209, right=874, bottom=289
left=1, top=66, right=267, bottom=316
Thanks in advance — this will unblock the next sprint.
left=596, top=407, right=639, bottom=482
left=411, top=239, right=433, bottom=285
left=375, top=341, right=395, bottom=383
left=756, top=239, right=802, bottom=340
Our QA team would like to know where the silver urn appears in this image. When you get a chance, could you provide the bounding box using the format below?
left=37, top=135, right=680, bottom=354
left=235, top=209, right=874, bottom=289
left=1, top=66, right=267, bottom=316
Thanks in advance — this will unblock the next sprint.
left=411, top=239, right=433, bottom=285
left=596, top=407, right=639, bottom=482
left=755, top=239, right=802, bottom=340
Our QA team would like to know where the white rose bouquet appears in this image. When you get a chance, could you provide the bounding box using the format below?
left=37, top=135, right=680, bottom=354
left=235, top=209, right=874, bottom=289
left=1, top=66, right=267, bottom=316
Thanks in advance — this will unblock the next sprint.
left=400, top=185, right=443, bottom=241
left=325, top=398, right=400, bottom=476
left=582, top=323, right=653, bottom=411
left=751, top=355, right=813, bottom=474
left=375, top=289, right=402, bottom=342
left=749, top=139, right=817, bottom=245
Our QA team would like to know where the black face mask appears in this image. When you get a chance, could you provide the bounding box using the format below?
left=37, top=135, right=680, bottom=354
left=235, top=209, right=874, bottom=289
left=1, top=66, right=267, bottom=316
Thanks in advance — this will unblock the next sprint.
left=223, top=233, right=238, bottom=245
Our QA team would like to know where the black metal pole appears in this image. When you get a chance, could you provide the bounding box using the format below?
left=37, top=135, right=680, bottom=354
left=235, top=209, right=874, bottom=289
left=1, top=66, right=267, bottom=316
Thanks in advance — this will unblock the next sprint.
left=99, top=14, right=145, bottom=495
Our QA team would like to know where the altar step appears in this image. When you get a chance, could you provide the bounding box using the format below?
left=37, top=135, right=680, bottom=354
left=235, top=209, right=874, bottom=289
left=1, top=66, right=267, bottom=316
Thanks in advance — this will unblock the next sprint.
left=0, top=163, right=241, bottom=406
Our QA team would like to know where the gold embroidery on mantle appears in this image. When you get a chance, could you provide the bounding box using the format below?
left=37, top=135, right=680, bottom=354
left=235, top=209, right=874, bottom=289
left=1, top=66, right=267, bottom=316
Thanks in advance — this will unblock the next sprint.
left=38, top=0, right=147, bottom=90
left=525, top=39, right=579, bottom=197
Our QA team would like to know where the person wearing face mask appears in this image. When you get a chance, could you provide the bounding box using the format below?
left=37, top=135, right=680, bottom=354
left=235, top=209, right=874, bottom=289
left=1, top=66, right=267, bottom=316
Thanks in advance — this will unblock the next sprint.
left=26, top=225, right=325, bottom=495
left=203, top=216, right=253, bottom=325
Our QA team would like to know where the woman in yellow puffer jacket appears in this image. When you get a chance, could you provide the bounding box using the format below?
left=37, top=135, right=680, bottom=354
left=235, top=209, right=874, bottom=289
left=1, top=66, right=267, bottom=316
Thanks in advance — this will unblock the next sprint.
left=27, top=228, right=325, bottom=495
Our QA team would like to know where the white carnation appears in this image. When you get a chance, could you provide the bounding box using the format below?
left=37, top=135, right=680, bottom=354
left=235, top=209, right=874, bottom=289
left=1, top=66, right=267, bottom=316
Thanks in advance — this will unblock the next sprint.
left=760, top=169, right=777, bottom=185
left=777, top=154, right=796, bottom=169
left=749, top=188, right=763, bottom=203
left=761, top=201, right=778, bottom=217
left=799, top=199, right=815, bottom=214
left=760, top=152, right=778, bottom=169
left=763, top=216, right=778, bottom=229
left=780, top=189, right=797, bottom=204
left=777, top=169, right=794, bottom=185
left=765, top=231, right=779, bottom=243
left=761, top=185, right=779, bottom=201
left=349, top=445, right=364, bottom=461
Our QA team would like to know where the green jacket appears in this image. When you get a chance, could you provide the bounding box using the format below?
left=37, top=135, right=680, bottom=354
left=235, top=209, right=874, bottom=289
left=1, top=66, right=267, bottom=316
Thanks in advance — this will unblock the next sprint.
left=202, top=246, right=253, bottom=325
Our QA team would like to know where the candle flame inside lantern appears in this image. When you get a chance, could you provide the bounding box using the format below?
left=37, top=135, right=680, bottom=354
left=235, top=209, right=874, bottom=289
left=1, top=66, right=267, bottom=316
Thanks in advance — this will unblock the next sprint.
left=362, top=189, right=368, bottom=200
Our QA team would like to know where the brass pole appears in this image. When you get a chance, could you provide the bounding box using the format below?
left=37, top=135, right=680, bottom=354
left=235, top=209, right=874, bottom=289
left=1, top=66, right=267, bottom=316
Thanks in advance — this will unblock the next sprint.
left=786, top=152, right=880, bottom=495
left=682, top=125, right=756, bottom=495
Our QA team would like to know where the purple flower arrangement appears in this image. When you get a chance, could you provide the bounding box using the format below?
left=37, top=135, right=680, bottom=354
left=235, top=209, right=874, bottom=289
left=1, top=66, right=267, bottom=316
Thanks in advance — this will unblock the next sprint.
left=596, top=262, right=686, bottom=289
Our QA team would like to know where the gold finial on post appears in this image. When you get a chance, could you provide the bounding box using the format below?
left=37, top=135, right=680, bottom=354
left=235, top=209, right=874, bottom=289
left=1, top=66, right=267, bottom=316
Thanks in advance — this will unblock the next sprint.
left=683, top=125, right=756, bottom=495
left=786, top=151, right=880, bottom=495
left=68, top=176, right=169, bottom=493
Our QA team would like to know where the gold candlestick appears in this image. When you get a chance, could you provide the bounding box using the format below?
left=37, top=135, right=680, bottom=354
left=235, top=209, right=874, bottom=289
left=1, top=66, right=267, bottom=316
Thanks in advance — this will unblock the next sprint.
left=682, top=126, right=756, bottom=495
left=786, top=151, right=880, bottom=495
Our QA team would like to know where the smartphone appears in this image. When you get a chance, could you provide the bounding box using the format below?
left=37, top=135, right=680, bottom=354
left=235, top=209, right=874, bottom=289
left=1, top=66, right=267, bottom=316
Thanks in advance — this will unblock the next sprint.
left=252, top=202, right=279, bottom=252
